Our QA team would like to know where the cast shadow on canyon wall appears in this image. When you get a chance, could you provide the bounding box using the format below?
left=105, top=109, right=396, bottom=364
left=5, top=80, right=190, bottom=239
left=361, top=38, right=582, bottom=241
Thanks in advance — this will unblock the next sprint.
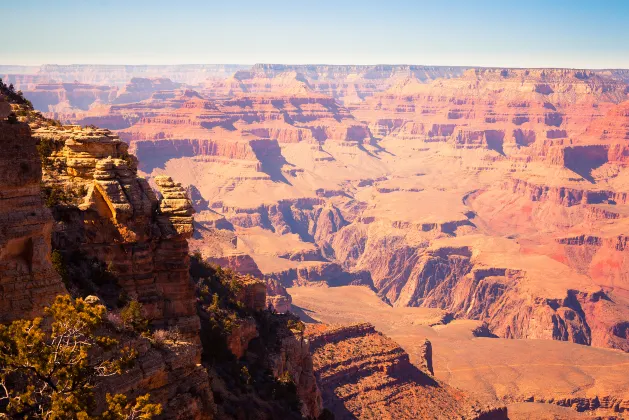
left=320, top=352, right=440, bottom=420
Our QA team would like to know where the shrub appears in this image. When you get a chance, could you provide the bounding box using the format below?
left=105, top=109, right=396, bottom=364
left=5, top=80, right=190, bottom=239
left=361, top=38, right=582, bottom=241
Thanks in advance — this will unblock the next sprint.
left=36, top=138, right=55, bottom=168
left=151, top=328, right=183, bottom=348
left=240, top=366, right=252, bottom=385
left=0, top=295, right=161, bottom=418
left=6, top=112, right=17, bottom=124
left=50, top=249, right=68, bottom=284
left=120, top=300, right=149, bottom=332
left=287, top=319, right=305, bottom=336
left=41, top=183, right=70, bottom=207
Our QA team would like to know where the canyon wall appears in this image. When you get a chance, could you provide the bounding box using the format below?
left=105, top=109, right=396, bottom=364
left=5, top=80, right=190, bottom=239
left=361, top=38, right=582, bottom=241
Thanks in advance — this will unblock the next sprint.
left=0, top=97, right=65, bottom=321
left=306, top=323, right=506, bottom=419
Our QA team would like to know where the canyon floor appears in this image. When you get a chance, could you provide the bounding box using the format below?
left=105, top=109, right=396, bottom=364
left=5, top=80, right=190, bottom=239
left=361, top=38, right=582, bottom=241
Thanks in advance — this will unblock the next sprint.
left=290, top=285, right=629, bottom=418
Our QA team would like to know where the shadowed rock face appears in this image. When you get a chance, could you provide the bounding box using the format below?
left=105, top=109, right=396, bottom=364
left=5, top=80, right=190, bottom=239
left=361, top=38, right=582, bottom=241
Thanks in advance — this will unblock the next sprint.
left=0, top=98, right=65, bottom=321
left=0, top=98, right=214, bottom=418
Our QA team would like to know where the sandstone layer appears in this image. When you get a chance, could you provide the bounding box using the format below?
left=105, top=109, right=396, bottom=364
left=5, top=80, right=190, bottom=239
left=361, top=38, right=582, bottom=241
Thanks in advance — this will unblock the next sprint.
left=291, top=285, right=629, bottom=418
left=306, top=322, right=506, bottom=419
left=0, top=96, right=65, bottom=321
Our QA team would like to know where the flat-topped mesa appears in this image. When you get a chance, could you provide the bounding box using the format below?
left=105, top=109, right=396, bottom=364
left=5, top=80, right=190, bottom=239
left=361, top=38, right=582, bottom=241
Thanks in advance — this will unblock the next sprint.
left=72, top=88, right=374, bottom=146
left=20, top=81, right=118, bottom=114
left=222, top=64, right=469, bottom=104
left=0, top=100, right=66, bottom=322
left=219, top=94, right=374, bottom=144
left=352, top=68, right=628, bottom=155
left=507, top=178, right=629, bottom=207
left=112, top=77, right=182, bottom=105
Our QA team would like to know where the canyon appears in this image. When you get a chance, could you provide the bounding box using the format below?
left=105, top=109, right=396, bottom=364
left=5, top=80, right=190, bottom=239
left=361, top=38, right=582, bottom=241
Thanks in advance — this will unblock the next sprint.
left=3, top=63, right=629, bottom=418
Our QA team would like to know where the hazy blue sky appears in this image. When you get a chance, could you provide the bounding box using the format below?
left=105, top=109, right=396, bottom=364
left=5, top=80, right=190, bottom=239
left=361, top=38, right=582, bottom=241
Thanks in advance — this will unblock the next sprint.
left=3, top=0, right=629, bottom=68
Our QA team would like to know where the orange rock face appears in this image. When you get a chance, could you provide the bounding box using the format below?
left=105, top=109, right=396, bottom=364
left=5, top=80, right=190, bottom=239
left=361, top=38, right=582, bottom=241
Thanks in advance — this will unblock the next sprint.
left=33, top=124, right=199, bottom=337
left=306, top=323, right=506, bottom=419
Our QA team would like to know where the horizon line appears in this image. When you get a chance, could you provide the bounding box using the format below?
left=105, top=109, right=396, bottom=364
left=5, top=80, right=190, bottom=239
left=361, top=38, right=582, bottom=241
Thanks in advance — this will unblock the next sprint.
left=2, top=63, right=629, bottom=72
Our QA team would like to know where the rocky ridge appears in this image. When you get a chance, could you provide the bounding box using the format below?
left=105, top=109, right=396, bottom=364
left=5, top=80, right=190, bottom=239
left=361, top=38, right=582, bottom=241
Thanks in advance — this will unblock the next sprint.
left=306, top=322, right=507, bottom=419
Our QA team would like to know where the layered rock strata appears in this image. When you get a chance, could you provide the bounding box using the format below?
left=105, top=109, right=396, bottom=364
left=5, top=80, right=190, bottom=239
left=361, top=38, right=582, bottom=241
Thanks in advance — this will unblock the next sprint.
left=0, top=99, right=65, bottom=321
left=306, top=323, right=506, bottom=419
left=33, top=125, right=199, bottom=336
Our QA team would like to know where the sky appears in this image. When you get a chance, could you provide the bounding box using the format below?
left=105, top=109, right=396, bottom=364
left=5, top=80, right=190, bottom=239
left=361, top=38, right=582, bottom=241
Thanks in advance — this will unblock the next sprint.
left=2, top=0, right=629, bottom=68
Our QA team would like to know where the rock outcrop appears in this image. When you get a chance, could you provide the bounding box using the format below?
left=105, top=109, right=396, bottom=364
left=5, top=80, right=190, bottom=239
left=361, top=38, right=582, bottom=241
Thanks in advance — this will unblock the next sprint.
left=265, top=278, right=292, bottom=313
left=32, top=125, right=200, bottom=337
left=0, top=98, right=65, bottom=321
left=306, top=323, right=506, bottom=419
left=0, top=96, right=214, bottom=418
left=352, top=68, right=628, bottom=152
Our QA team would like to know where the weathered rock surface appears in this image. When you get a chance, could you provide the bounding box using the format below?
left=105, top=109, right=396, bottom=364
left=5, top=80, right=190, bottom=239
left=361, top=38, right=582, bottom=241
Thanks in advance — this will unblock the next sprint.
left=0, top=99, right=65, bottom=321
left=0, top=96, right=213, bottom=418
left=265, top=278, right=292, bottom=313
left=10, top=63, right=629, bottom=417
left=306, top=322, right=506, bottom=419
left=292, top=285, right=629, bottom=418
left=32, top=124, right=200, bottom=337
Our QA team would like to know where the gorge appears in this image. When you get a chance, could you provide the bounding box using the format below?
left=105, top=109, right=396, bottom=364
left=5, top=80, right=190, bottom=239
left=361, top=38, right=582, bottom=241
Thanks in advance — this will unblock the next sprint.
left=2, top=62, right=629, bottom=419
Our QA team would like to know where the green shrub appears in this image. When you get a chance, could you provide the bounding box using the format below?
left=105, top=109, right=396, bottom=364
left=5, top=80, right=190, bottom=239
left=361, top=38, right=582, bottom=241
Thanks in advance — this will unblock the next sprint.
left=50, top=249, right=68, bottom=284
left=0, top=295, right=161, bottom=418
left=120, top=300, right=149, bottom=333
left=36, top=138, right=54, bottom=168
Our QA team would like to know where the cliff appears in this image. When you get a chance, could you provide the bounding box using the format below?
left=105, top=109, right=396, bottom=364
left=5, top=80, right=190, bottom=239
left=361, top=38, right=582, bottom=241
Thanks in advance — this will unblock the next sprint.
left=190, top=257, right=323, bottom=419
left=0, top=90, right=326, bottom=418
left=0, top=95, right=66, bottom=321
left=32, top=124, right=200, bottom=338
left=352, top=69, right=628, bottom=155
left=306, top=323, right=506, bottom=419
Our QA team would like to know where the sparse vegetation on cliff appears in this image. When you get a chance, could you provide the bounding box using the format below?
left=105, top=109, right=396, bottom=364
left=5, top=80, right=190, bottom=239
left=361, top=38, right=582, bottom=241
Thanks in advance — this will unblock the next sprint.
left=41, top=182, right=87, bottom=208
left=0, top=295, right=161, bottom=419
left=0, top=78, right=33, bottom=109
left=190, top=254, right=321, bottom=419
left=119, top=300, right=149, bottom=333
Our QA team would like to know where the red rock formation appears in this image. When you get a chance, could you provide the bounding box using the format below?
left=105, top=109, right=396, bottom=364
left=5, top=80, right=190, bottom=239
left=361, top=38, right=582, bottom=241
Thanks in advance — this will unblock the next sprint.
left=0, top=100, right=213, bottom=418
left=33, top=125, right=199, bottom=337
left=352, top=69, right=628, bottom=155
left=0, top=100, right=65, bottom=321
left=306, top=323, right=506, bottom=419
left=265, top=278, right=292, bottom=313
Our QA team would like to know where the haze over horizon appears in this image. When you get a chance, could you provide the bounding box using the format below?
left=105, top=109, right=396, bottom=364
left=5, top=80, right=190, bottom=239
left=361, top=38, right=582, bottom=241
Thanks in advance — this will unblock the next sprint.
left=3, top=0, right=629, bottom=69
